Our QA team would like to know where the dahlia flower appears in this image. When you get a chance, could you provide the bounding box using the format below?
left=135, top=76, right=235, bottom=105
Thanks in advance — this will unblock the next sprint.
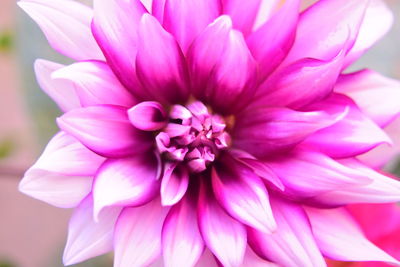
left=18, top=0, right=400, bottom=266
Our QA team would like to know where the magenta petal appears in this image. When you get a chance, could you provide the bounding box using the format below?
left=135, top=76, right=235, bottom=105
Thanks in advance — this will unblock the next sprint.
left=198, top=180, right=246, bottom=267
left=152, top=0, right=166, bottom=22
left=92, top=0, right=146, bottom=95
left=162, top=0, right=221, bottom=52
left=248, top=197, right=326, bottom=267
left=246, top=0, right=300, bottom=80
left=114, top=199, right=169, bottom=267
left=212, top=161, right=276, bottom=233
left=233, top=106, right=347, bottom=158
left=93, top=153, right=160, bottom=219
left=221, top=0, right=261, bottom=36
left=128, top=101, right=167, bottom=131
left=136, top=14, right=190, bottom=104
left=63, top=195, right=121, bottom=265
left=242, top=247, right=278, bottom=267
left=305, top=207, right=399, bottom=265
left=52, top=61, right=136, bottom=108
left=335, top=70, right=400, bottom=127
left=162, top=195, right=204, bottom=267
left=34, top=59, right=80, bottom=112
left=265, top=150, right=372, bottom=200
left=302, top=94, right=391, bottom=158
left=160, top=163, right=189, bottom=206
left=18, top=0, right=104, bottom=60
left=57, top=105, right=151, bottom=158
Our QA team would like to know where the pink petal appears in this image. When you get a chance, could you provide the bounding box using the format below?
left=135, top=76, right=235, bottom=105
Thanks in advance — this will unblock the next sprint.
left=63, top=195, right=121, bottom=265
left=221, top=0, right=261, bottom=36
left=93, top=153, right=160, bottom=219
left=195, top=249, right=219, bottom=267
left=92, top=0, right=146, bottom=95
left=265, top=150, right=372, bottom=200
left=162, top=195, right=204, bottom=267
left=310, top=159, right=400, bottom=206
left=136, top=14, right=190, bottom=104
left=152, top=0, right=166, bottom=22
left=242, top=247, right=279, bottom=267
left=335, top=70, right=400, bottom=127
left=160, top=163, right=189, bottom=206
left=198, top=180, right=246, bottom=267
left=254, top=48, right=346, bottom=109
left=233, top=106, right=347, bottom=158
left=302, top=94, right=391, bottom=158
left=212, top=159, right=276, bottom=233
left=283, top=0, right=368, bottom=64
left=57, top=105, right=151, bottom=158
left=162, top=0, right=221, bottom=52
left=248, top=197, right=325, bottom=267
left=246, top=0, right=300, bottom=80
left=128, top=101, right=168, bottom=131
left=52, top=61, right=136, bottom=108
left=18, top=0, right=103, bottom=60
left=114, top=199, right=169, bottom=267
left=345, top=0, right=394, bottom=66
left=305, top=207, right=399, bottom=265
left=34, top=59, right=80, bottom=112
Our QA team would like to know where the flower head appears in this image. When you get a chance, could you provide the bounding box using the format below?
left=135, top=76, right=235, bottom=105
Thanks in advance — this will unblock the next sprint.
left=19, top=0, right=400, bottom=266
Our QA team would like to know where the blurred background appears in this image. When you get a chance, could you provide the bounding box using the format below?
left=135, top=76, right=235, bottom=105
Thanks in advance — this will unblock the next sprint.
left=0, top=0, right=399, bottom=266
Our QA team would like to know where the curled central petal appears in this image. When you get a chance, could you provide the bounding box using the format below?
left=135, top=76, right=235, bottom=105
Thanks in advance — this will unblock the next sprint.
left=129, top=100, right=231, bottom=173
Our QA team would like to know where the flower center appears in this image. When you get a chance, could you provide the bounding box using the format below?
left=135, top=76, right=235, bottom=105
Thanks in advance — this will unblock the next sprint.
left=156, top=101, right=231, bottom=173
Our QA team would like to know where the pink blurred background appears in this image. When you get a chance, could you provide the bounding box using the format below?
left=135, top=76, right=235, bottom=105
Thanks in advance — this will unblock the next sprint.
left=0, top=0, right=399, bottom=266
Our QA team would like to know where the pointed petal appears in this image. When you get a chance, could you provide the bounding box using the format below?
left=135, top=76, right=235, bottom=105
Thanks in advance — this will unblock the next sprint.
left=128, top=101, right=167, bottom=131
left=303, top=94, right=391, bottom=158
left=52, top=61, right=136, bottom=108
left=57, top=105, right=151, bottom=158
left=198, top=180, right=246, bottom=267
left=92, top=0, right=146, bottom=94
left=221, top=0, right=261, bottom=36
left=163, top=0, right=221, bottom=52
left=152, top=0, right=166, bottom=22
left=114, top=199, right=169, bottom=267
left=34, top=59, right=80, bottom=112
left=335, top=70, right=400, bottom=127
left=247, top=0, right=300, bottom=80
left=305, top=207, right=399, bottom=265
left=195, top=250, right=219, bottom=267
left=160, top=163, right=189, bottom=206
left=233, top=106, right=347, bottom=158
left=248, top=197, right=326, bottom=267
left=265, top=150, right=372, bottom=200
left=242, top=247, right=279, bottom=267
left=310, top=159, right=400, bottom=206
left=162, top=195, right=204, bottom=267
left=136, top=14, right=189, bottom=104
left=93, top=153, right=160, bottom=219
left=212, top=158, right=276, bottom=233
left=63, top=195, right=121, bottom=266
left=18, top=0, right=103, bottom=60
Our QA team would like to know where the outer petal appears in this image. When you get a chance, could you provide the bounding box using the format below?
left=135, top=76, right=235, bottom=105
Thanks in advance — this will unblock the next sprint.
left=283, top=0, right=367, bottom=63
left=63, top=195, right=121, bottom=266
left=246, top=0, right=300, bottom=79
left=248, top=197, right=326, bottom=267
left=18, top=0, right=103, bottom=60
left=265, top=150, right=371, bottom=200
left=241, top=247, right=278, bottom=267
left=302, top=94, right=391, bottom=158
left=162, top=0, right=221, bottom=52
left=198, top=180, right=247, bottom=267
left=160, top=163, right=189, bottom=206
left=212, top=158, right=276, bottom=233
left=305, top=207, right=399, bottom=265
left=221, top=0, right=261, bottom=36
left=136, top=14, right=190, bottom=104
left=34, top=59, right=80, bottom=112
left=92, top=0, right=146, bottom=95
left=57, top=105, right=151, bottom=158
left=52, top=61, right=136, bottom=108
left=162, top=195, right=204, bottom=267
left=335, top=70, right=400, bottom=127
left=93, top=153, right=161, bottom=219
left=310, top=159, right=400, bottom=206
left=233, top=106, right=347, bottom=158
left=114, top=199, right=169, bottom=267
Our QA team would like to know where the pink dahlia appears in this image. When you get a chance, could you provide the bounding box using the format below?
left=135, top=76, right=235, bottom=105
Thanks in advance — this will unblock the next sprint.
left=19, top=0, right=400, bottom=266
